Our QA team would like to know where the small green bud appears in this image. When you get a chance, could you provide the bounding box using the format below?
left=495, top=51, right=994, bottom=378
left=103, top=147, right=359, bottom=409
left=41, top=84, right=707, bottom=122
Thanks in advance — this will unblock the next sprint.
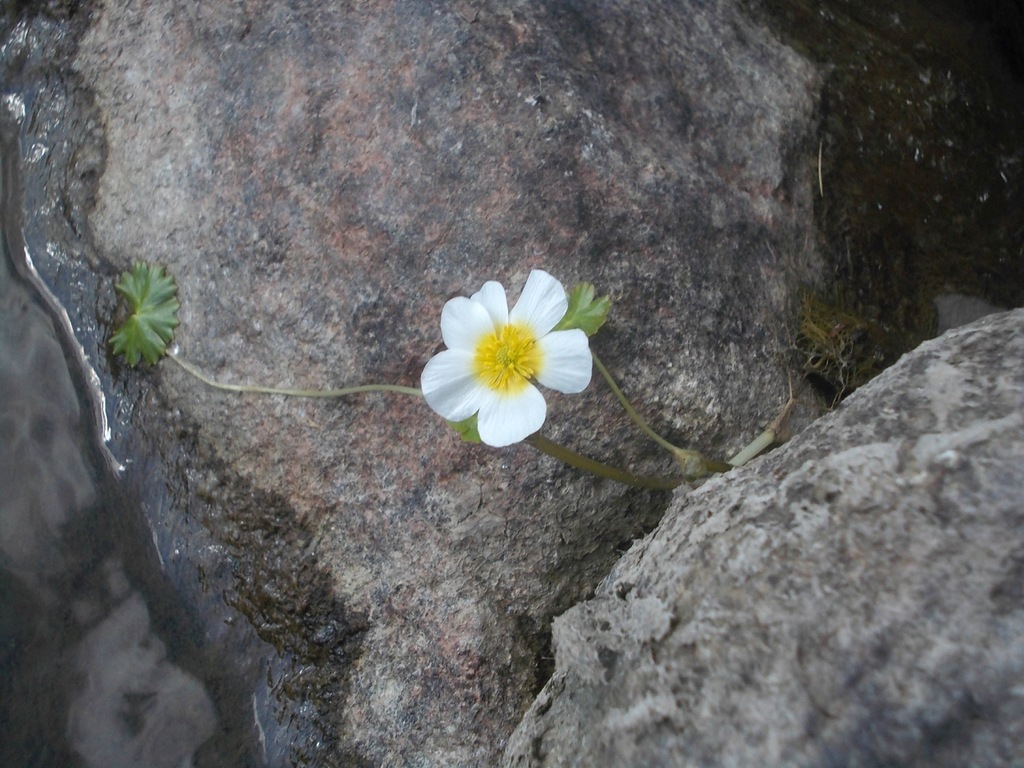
left=553, top=282, right=611, bottom=337
left=447, top=413, right=482, bottom=443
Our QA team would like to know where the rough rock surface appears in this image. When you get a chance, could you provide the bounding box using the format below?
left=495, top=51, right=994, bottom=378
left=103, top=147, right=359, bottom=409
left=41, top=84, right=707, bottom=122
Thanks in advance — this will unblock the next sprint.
left=64, top=0, right=819, bottom=764
left=505, top=308, right=1024, bottom=767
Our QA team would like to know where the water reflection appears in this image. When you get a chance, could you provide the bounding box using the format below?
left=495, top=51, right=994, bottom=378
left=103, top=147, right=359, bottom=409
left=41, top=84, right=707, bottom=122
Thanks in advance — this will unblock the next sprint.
left=68, top=565, right=216, bottom=768
left=0, top=263, right=95, bottom=590
left=0, top=138, right=219, bottom=766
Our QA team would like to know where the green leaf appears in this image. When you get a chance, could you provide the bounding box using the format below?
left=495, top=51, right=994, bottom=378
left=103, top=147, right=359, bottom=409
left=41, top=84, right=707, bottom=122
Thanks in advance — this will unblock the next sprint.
left=447, top=413, right=482, bottom=443
left=110, top=262, right=180, bottom=366
left=552, top=282, right=611, bottom=337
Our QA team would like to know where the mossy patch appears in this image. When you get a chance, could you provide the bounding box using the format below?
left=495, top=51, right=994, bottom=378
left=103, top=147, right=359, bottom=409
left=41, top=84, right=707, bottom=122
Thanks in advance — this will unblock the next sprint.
left=754, top=0, right=1024, bottom=401
left=797, top=292, right=888, bottom=403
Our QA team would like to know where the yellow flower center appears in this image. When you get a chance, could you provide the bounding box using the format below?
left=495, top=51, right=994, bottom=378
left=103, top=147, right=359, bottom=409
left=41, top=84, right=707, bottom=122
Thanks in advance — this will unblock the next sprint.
left=472, top=323, right=542, bottom=394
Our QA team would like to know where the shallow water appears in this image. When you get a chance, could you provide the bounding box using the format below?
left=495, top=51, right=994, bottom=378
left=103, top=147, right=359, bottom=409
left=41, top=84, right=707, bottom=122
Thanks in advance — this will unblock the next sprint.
left=0, top=136, right=219, bottom=768
left=0, top=11, right=366, bottom=766
left=0, top=84, right=274, bottom=766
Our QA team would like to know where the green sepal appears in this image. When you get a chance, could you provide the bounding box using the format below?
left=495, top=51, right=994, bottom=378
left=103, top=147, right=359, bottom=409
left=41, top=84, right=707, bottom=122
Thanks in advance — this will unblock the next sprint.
left=552, top=282, right=611, bottom=337
left=110, top=262, right=180, bottom=366
left=447, top=413, right=482, bottom=443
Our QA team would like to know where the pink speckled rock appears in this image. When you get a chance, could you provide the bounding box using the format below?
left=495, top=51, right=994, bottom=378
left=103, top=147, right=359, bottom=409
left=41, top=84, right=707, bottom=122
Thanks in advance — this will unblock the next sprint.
left=71, top=0, right=820, bottom=764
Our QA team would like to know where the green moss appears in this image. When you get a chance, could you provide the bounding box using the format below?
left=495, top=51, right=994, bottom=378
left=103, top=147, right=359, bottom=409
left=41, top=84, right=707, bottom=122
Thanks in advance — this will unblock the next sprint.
left=192, top=460, right=370, bottom=767
left=797, top=292, right=888, bottom=403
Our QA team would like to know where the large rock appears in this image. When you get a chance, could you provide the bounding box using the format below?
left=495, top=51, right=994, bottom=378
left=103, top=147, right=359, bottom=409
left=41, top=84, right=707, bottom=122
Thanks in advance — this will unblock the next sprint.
left=505, top=308, right=1024, bottom=766
left=63, top=0, right=819, bottom=763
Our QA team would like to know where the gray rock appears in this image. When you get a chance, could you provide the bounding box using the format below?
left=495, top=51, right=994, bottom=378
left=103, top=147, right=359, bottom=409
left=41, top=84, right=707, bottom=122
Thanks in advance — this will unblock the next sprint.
left=68, top=0, right=820, bottom=763
left=935, top=293, right=1004, bottom=334
left=505, top=308, right=1024, bottom=767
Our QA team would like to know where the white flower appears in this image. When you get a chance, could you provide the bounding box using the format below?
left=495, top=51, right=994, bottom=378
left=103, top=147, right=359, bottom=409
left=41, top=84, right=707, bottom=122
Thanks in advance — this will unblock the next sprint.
left=421, top=270, right=593, bottom=447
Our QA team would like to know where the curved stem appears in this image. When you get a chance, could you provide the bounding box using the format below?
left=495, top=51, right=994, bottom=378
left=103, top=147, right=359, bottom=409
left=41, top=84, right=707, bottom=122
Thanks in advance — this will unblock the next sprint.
left=592, top=350, right=731, bottom=479
left=525, top=434, right=682, bottom=491
left=591, top=351, right=679, bottom=454
left=166, top=352, right=707, bottom=487
left=728, top=382, right=794, bottom=467
left=168, top=353, right=423, bottom=399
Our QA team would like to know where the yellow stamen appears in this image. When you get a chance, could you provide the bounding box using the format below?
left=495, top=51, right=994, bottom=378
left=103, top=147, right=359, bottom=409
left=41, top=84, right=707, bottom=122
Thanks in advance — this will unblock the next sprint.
left=472, top=323, right=542, bottom=394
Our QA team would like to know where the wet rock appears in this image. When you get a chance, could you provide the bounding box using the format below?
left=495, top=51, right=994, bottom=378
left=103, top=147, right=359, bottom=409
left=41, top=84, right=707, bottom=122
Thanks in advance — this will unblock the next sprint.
left=1, top=121, right=234, bottom=767
left=69, top=0, right=821, bottom=763
left=0, top=261, right=95, bottom=587
left=505, top=308, right=1024, bottom=767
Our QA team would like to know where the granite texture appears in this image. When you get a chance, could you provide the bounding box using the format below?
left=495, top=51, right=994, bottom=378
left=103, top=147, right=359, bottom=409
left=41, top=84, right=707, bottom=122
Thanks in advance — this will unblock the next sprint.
left=506, top=308, right=1024, bottom=767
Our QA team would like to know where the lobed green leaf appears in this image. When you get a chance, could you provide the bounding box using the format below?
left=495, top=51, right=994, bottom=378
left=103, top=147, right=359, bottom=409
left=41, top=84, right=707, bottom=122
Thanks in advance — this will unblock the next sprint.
left=110, top=262, right=180, bottom=366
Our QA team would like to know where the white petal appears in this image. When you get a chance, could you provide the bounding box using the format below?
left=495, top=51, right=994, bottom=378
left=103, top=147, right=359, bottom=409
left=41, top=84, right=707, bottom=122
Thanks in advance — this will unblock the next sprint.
left=509, top=269, right=568, bottom=337
left=470, top=281, right=509, bottom=328
left=440, top=296, right=496, bottom=352
left=535, top=329, right=592, bottom=393
left=421, top=349, right=485, bottom=422
left=476, top=385, right=546, bottom=447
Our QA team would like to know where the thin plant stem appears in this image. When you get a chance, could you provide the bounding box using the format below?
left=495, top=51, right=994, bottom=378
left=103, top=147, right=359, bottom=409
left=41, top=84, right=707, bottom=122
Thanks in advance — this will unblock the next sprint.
left=728, top=428, right=775, bottom=467
left=726, top=383, right=795, bottom=467
left=526, top=434, right=682, bottom=491
left=591, top=350, right=679, bottom=453
left=168, top=352, right=694, bottom=489
left=168, top=353, right=423, bottom=399
left=592, top=351, right=737, bottom=477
